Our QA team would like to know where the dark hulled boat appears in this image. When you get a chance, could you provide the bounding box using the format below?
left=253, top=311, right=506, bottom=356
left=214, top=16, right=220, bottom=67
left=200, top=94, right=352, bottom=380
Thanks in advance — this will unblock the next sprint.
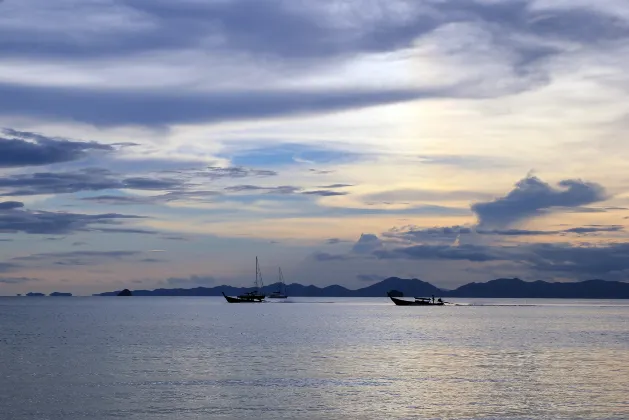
left=222, top=292, right=264, bottom=303
left=223, top=256, right=266, bottom=303
left=389, top=294, right=446, bottom=306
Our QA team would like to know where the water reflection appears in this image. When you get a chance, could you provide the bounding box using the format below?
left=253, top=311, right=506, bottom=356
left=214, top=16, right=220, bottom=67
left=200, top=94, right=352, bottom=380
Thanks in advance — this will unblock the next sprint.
left=0, top=297, right=627, bottom=419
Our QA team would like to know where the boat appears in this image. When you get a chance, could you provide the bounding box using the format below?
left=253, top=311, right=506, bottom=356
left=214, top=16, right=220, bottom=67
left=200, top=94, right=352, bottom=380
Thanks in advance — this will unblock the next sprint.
left=388, top=293, right=447, bottom=306
left=222, top=257, right=266, bottom=303
left=222, top=292, right=264, bottom=303
left=268, top=267, right=288, bottom=299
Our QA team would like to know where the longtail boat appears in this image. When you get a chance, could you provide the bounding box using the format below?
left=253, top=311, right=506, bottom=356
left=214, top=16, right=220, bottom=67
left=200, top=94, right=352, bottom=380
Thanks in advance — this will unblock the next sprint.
left=388, top=293, right=448, bottom=306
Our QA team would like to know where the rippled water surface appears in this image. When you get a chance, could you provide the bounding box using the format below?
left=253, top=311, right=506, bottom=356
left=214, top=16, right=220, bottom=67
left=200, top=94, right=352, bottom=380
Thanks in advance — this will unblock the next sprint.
left=1, top=297, right=628, bottom=419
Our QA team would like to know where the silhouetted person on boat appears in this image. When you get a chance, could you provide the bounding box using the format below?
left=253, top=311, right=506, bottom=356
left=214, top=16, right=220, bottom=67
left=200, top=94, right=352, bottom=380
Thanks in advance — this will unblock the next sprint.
left=432, top=295, right=435, bottom=304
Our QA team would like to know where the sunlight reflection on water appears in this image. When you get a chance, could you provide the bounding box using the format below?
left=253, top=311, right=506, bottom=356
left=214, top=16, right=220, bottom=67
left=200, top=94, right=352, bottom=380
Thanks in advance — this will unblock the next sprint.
left=0, top=297, right=627, bottom=419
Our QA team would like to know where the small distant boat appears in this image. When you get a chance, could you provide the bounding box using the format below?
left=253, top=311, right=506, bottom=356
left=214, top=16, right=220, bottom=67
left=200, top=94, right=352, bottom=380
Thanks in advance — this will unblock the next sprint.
left=388, top=293, right=447, bottom=306
left=223, top=257, right=266, bottom=303
left=268, top=267, right=288, bottom=299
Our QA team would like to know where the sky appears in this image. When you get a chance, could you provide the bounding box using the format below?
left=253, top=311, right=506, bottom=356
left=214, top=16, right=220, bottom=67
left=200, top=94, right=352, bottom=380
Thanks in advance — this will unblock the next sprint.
left=1, top=0, right=629, bottom=295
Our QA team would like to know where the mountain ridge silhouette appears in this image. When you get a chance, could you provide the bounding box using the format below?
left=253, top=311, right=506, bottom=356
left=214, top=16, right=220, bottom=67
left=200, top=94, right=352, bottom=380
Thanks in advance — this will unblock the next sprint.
left=93, top=277, right=629, bottom=298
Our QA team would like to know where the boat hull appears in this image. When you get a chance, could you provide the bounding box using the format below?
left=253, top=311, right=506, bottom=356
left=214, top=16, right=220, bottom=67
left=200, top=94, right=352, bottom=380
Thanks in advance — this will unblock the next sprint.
left=222, top=292, right=264, bottom=303
left=389, top=296, right=444, bottom=306
left=237, top=293, right=265, bottom=300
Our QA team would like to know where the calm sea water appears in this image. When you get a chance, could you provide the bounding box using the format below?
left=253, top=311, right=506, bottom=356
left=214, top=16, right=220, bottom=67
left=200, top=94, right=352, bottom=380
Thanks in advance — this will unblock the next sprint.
left=1, top=297, right=628, bottom=419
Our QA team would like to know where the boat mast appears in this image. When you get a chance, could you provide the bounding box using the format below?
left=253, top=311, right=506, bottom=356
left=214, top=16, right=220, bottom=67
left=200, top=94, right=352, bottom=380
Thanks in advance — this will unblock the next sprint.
left=279, top=267, right=286, bottom=294
left=255, top=256, right=264, bottom=290
left=255, top=256, right=259, bottom=289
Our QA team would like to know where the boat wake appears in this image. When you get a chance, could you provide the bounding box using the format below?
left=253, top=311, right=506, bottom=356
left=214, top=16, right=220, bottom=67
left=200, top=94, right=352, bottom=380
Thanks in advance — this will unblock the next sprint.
left=460, top=303, right=541, bottom=307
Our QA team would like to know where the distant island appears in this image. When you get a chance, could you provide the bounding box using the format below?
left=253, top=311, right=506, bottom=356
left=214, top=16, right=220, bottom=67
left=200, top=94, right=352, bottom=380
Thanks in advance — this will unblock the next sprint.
left=94, top=277, right=629, bottom=299
left=20, top=292, right=72, bottom=297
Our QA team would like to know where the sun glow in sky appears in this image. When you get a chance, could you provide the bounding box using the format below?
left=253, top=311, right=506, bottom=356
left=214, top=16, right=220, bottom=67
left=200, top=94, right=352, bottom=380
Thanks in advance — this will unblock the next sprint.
left=1, top=0, right=629, bottom=294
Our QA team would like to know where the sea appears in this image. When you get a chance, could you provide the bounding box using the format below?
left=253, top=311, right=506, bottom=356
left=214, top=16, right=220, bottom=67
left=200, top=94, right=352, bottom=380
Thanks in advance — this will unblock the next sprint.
left=1, top=297, right=628, bottom=420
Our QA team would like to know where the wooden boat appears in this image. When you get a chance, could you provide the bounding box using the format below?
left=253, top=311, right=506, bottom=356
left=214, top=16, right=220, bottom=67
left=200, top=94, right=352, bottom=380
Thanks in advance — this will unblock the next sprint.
left=222, top=292, right=264, bottom=303
left=389, top=295, right=446, bottom=306
left=223, top=257, right=266, bottom=303
left=268, top=267, right=288, bottom=299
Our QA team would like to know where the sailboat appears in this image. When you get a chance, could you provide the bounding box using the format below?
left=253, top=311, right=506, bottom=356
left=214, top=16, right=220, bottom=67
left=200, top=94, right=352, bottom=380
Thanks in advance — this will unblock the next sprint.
left=222, top=257, right=266, bottom=303
left=268, top=267, right=288, bottom=299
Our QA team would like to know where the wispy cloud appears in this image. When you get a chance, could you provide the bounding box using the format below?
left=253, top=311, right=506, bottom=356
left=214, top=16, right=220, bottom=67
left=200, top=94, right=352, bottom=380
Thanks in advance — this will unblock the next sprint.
left=0, top=128, right=114, bottom=167
left=0, top=201, right=149, bottom=235
left=12, top=250, right=145, bottom=267
left=0, top=277, right=39, bottom=284
left=375, top=241, right=629, bottom=279
left=0, top=83, right=436, bottom=127
left=2, top=1, right=629, bottom=291
left=165, top=275, right=217, bottom=287
left=0, top=168, right=187, bottom=197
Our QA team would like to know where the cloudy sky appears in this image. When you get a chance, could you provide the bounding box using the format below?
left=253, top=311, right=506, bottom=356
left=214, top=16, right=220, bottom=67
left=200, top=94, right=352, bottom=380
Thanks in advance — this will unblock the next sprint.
left=1, top=0, right=629, bottom=295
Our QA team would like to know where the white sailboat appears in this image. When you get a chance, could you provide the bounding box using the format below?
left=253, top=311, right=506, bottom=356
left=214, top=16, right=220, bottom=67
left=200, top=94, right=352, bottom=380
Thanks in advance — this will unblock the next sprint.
left=268, top=267, right=288, bottom=299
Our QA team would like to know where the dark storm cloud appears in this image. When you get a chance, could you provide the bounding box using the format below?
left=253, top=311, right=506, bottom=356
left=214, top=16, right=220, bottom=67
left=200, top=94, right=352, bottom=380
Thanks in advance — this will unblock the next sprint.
left=0, top=83, right=433, bottom=127
left=471, top=175, right=608, bottom=227
left=0, top=128, right=114, bottom=167
left=0, top=201, right=148, bottom=235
